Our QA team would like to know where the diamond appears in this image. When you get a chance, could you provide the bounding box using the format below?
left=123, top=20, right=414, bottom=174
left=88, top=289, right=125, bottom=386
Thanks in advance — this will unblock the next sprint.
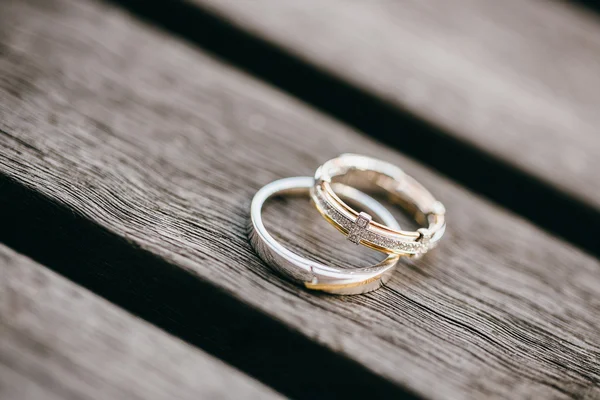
left=346, top=212, right=371, bottom=245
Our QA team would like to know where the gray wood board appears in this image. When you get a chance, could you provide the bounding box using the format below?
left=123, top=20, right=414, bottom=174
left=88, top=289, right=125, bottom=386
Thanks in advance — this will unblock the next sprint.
left=0, top=244, right=282, bottom=400
left=0, top=0, right=599, bottom=399
left=193, top=0, right=600, bottom=211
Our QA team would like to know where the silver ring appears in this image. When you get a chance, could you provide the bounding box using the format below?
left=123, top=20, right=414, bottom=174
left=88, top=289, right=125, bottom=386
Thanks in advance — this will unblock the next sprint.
left=249, top=176, right=401, bottom=294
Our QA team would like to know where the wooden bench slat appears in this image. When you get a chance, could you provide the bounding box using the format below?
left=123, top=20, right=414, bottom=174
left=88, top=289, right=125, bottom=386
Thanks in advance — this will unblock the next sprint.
left=0, top=244, right=282, bottom=400
left=1, top=0, right=599, bottom=399
left=194, top=0, right=600, bottom=210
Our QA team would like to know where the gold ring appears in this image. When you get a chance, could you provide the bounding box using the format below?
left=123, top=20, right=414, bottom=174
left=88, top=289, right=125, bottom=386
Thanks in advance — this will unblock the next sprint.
left=311, top=154, right=446, bottom=257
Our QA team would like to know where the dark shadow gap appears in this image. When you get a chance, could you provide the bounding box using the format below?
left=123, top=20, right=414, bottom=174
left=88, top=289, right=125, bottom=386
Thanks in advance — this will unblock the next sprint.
left=567, top=0, right=600, bottom=16
left=0, top=175, right=418, bottom=400
left=106, top=0, right=600, bottom=259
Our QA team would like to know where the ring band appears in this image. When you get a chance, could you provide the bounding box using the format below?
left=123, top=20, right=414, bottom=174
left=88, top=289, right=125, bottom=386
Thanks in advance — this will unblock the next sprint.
left=311, top=154, right=446, bottom=256
left=248, top=176, right=401, bottom=294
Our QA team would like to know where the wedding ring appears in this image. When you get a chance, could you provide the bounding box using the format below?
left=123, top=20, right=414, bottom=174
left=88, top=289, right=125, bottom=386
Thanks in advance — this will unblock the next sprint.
left=249, top=176, right=401, bottom=294
left=311, top=154, right=446, bottom=256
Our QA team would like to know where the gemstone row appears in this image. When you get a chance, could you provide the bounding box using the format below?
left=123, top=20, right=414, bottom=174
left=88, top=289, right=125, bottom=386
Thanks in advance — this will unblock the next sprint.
left=313, top=185, right=427, bottom=254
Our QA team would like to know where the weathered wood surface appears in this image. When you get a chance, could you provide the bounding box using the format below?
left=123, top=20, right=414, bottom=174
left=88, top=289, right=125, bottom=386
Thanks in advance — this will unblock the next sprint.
left=0, top=244, right=282, bottom=400
left=1, top=0, right=599, bottom=399
left=194, top=0, right=600, bottom=211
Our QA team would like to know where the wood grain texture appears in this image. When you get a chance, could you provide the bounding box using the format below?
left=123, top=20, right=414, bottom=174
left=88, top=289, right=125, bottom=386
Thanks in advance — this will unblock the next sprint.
left=193, top=0, right=600, bottom=211
left=0, top=244, right=282, bottom=400
left=0, top=0, right=599, bottom=399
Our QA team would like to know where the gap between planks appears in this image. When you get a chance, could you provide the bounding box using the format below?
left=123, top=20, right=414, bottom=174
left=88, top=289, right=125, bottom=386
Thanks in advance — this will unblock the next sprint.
left=0, top=243, right=283, bottom=400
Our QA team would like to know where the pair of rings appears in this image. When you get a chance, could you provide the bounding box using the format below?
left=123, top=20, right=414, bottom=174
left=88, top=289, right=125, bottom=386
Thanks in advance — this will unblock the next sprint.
left=249, top=154, right=446, bottom=295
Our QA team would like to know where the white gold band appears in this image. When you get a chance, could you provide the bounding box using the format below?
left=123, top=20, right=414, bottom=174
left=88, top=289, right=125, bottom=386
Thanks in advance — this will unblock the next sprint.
left=248, top=176, right=401, bottom=294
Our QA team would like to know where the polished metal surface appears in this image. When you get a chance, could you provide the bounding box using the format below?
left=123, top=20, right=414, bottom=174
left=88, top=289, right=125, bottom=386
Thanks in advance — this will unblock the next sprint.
left=312, top=154, right=446, bottom=256
left=249, top=176, right=401, bottom=294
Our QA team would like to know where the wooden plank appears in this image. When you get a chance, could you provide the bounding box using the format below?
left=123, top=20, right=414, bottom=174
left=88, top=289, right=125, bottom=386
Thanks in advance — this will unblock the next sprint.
left=193, top=0, right=600, bottom=210
left=1, top=0, right=599, bottom=398
left=0, top=244, right=282, bottom=400
left=119, top=0, right=600, bottom=256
